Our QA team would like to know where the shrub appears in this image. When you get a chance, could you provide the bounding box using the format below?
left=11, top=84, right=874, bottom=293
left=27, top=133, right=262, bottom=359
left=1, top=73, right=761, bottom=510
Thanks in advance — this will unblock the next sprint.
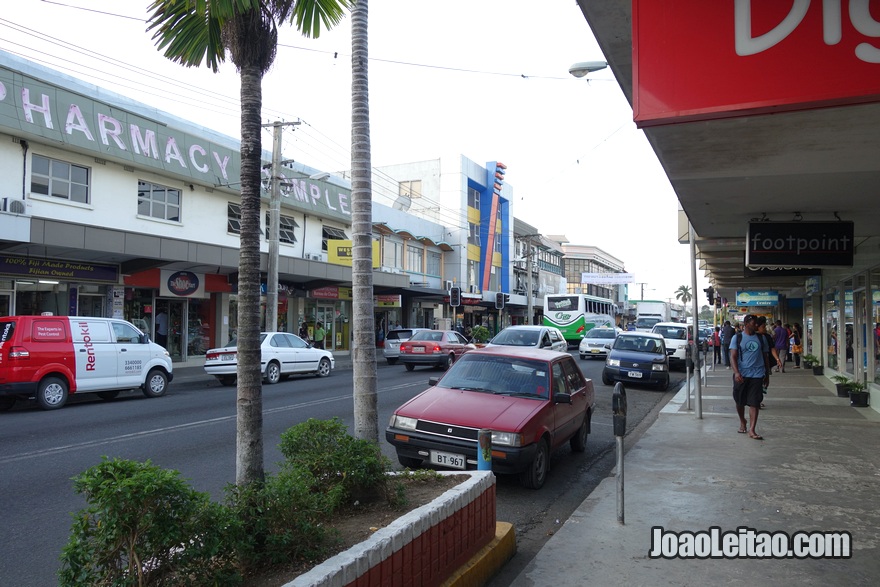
left=58, top=457, right=239, bottom=587
left=278, top=417, right=400, bottom=507
left=470, top=325, right=491, bottom=343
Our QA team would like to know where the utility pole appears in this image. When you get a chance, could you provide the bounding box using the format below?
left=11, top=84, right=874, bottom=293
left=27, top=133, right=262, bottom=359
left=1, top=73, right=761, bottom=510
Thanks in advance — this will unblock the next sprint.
left=264, top=120, right=300, bottom=332
left=635, top=282, right=649, bottom=300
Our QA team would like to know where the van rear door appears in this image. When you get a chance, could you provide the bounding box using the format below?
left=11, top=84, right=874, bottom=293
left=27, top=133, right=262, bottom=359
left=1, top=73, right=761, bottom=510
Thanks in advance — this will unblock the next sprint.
left=71, top=319, right=117, bottom=391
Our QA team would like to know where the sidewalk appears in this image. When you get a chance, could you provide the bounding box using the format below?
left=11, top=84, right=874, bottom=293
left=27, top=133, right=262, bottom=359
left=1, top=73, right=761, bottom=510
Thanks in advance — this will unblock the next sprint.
left=511, top=365, right=880, bottom=585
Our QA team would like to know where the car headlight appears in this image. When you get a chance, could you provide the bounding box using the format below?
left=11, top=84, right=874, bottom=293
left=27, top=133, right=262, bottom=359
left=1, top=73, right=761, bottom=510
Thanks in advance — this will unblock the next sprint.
left=391, top=415, right=418, bottom=430
left=607, top=358, right=620, bottom=367
left=652, top=363, right=668, bottom=372
left=491, top=431, right=522, bottom=447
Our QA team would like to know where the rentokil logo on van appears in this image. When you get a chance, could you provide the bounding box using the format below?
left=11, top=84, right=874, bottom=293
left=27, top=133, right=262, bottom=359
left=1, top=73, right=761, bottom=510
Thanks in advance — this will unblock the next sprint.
left=167, top=271, right=200, bottom=296
left=78, top=321, right=96, bottom=371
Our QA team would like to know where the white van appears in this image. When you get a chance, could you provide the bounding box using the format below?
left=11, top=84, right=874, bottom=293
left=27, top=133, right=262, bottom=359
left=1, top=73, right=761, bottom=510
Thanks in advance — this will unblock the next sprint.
left=0, top=316, right=173, bottom=410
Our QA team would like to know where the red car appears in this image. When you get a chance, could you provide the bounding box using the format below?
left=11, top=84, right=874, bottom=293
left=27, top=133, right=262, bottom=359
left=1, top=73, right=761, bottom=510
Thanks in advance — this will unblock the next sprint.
left=398, top=330, right=474, bottom=371
left=386, top=347, right=595, bottom=489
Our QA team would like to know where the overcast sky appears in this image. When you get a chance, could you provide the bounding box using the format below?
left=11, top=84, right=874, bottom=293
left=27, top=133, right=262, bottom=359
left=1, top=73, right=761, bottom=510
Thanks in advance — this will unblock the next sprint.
left=2, top=0, right=710, bottom=303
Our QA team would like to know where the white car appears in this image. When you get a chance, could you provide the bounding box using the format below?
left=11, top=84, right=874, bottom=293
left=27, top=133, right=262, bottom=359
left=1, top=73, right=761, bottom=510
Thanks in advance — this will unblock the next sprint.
left=383, top=328, right=430, bottom=365
left=486, top=325, right=568, bottom=352
left=650, top=322, right=691, bottom=368
left=204, top=332, right=334, bottom=386
left=578, top=327, right=622, bottom=360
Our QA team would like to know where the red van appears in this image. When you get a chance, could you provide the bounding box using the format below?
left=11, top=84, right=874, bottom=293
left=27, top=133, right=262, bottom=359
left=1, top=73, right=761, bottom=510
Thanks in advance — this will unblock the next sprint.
left=0, top=316, right=173, bottom=411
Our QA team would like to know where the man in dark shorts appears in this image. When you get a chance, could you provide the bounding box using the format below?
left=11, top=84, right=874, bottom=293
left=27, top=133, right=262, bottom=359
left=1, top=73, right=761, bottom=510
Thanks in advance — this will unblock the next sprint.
left=729, top=314, right=776, bottom=440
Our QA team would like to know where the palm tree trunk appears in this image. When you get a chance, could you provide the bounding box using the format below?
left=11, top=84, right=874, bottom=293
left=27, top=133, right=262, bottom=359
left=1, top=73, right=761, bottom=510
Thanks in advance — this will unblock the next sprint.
left=350, top=0, right=379, bottom=442
left=235, top=62, right=265, bottom=485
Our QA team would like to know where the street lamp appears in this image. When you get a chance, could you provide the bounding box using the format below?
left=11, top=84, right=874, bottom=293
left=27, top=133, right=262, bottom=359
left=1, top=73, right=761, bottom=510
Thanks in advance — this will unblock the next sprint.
left=568, top=61, right=608, bottom=78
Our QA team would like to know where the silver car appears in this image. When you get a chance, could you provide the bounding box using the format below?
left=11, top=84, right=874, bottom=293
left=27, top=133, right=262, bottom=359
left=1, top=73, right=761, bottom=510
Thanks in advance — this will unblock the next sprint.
left=383, top=328, right=430, bottom=365
left=578, top=327, right=621, bottom=360
left=486, top=325, right=568, bottom=352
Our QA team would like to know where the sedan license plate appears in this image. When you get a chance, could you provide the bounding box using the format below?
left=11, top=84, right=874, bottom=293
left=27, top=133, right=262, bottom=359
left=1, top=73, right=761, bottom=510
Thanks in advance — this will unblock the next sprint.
left=627, top=370, right=643, bottom=378
left=221, top=354, right=235, bottom=361
left=412, top=346, right=425, bottom=354
left=591, top=348, right=601, bottom=353
left=430, top=450, right=466, bottom=470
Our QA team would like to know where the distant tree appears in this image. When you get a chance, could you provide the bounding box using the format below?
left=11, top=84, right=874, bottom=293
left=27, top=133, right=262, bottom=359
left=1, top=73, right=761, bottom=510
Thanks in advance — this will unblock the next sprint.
left=675, top=285, right=692, bottom=305
left=147, top=0, right=350, bottom=487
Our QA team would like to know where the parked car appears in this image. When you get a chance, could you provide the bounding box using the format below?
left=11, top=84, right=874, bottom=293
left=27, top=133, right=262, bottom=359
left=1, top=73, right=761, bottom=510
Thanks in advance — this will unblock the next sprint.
left=651, top=322, right=691, bottom=369
left=602, top=331, right=670, bottom=390
left=386, top=346, right=595, bottom=489
left=578, top=327, right=622, bottom=360
left=204, top=332, right=334, bottom=386
left=486, top=325, right=568, bottom=352
left=383, top=328, right=430, bottom=365
left=0, top=315, right=173, bottom=411
left=398, top=330, right=474, bottom=371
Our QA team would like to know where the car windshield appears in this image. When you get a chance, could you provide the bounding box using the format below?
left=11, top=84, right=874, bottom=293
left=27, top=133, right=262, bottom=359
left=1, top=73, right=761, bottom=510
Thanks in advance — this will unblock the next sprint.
left=386, top=330, right=415, bottom=341
left=440, top=354, right=550, bottom=398
left=634, top=317, right=660, bottom=329
left=655, top=326, right=687, bottom=340
left=614, top=336, right=664, bottom=354
left=586, top=329, right=615, bottom=339
left=490, top=329, right=540, bottom=346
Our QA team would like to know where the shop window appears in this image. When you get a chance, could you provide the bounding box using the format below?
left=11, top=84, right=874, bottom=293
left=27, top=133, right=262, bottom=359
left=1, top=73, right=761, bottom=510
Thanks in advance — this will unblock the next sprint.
left=322, top=225, right=348, bottom=251
left=31, top=154, right=90, bottom=204
left=138, top=180, right=181, bottom=222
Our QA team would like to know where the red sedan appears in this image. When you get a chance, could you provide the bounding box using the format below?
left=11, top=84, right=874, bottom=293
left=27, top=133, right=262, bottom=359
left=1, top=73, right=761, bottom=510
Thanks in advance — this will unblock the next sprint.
left=398, top=330, right=475, bottom=371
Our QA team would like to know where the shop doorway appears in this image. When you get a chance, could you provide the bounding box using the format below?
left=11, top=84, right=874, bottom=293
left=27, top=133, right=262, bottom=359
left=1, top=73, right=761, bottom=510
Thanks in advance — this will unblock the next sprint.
left=315, top=305, right=335, bottom=350
left=0, top=292, right=11, bottom=316
left=155, top=299, right=186, bottom=362
left=78, top=294, right=105, bottom=317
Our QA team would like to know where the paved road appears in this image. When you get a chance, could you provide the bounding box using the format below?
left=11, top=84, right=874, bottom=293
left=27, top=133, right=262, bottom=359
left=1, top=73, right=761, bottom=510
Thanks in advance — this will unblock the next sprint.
left=0, top=352, right=683, bottom=586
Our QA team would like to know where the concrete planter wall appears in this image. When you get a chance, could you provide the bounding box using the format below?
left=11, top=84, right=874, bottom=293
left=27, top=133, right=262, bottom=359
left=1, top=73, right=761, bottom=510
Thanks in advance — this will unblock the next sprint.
left=287, top=471, right=497, bottom=587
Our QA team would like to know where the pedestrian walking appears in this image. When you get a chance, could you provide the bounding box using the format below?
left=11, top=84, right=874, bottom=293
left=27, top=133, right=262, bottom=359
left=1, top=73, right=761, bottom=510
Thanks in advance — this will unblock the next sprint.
left=790, top=323, right=803, bottom=368
left=773, top=320, right=789, bottom=372
left=712, top=326, right=722, bottom=364
left=314, top=322, right=326, bottom=349
left=720, top=320, right=735, bottom=368
left=730, top=314, right=779, bottom=440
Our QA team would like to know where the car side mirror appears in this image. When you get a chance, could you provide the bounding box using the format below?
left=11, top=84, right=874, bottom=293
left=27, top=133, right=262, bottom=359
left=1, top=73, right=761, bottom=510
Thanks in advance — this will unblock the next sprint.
left=554, top=392, right=572, bottom=405
left=428, top=376, right=440, bottom=386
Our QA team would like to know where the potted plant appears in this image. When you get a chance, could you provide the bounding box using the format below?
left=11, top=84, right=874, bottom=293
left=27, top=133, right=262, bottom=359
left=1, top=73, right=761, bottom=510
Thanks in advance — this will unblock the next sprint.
left=470, top=325, right=491, bottom=347
left=801, top=353, right=820, bottom=369
left=849, top=380, right=870, bottom=407
left=831, top=375, right=852, bottom=398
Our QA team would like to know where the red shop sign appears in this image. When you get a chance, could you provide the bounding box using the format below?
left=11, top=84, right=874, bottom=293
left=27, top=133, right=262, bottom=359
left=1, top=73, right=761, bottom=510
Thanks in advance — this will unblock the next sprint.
left=633, top=0, right=880, bottom=127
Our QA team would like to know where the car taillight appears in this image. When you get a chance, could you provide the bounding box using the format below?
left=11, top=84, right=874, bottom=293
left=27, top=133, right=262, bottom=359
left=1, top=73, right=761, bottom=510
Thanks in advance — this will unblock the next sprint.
left=431, top=345, right=442, bottom=353
left=8, top=346, right=29, bottom=359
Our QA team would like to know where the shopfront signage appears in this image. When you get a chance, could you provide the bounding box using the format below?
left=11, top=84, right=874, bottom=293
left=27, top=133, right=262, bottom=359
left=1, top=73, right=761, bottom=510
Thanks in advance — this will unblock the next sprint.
left=327, top=240, right=380, bottom=267
left=746, top=221, right=854, bottom=267
left=160, top=269, right=207, bottom=298
left=375, top=295, right=401, bottom=308
left=581, top=272, right=634, bottom=285
left=0, top=57, right=353, bottom=224
left=0, top=255, right=118, bottom=282
left=310, top=286, right=352, bottom=300
left=633, top=0, right=880, bottom=126
left=736, top=291, right=780, bottom=306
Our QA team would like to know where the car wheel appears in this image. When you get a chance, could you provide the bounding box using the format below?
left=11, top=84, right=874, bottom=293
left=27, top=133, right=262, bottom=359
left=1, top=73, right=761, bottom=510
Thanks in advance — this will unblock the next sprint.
left=398, top=455, right=422, bottom=469
left=97, top=390, right=120, bottom=401
left=602, top=372, right=613, bottom=386
left=404, top=363, right=415, bottom=372
left=658, top=377, right=670, bottom=391
left=316, top=357, right=332, bottom=377
left=441, top=354, right=455, bottom=370
left=142, top=369, right=168, bottom=398
left=386, top=358, right=398, bottom=365
left=0, top=396, right=17, bottom=411
left=37, top=377, right=68, bottom=410
left=519, top=438, right=549, bottom=489
left=579, top=354, right=587, bottom=360
left=218, top=376, right=237, bottom=387
left=264, top=361, right=281, bottom=384
left=570, top=416, right=589, bottom=452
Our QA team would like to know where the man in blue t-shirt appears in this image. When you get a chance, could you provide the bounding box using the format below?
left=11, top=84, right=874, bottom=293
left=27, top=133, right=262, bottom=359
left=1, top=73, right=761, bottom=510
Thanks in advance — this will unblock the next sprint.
left=730, top=314, right=780, bottom=440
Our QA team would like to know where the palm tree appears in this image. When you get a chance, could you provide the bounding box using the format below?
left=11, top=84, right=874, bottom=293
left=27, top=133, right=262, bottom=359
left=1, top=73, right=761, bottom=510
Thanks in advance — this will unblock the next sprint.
left=350, top=0, right=379, bottom=442
left=147, top=0, right=350, bottom=487
left=675, top=285, right=692, bottom=305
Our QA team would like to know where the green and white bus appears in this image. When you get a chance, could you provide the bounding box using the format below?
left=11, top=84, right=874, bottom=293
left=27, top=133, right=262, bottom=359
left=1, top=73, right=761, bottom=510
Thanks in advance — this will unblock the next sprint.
left=543, top=294, right=618, bottom=346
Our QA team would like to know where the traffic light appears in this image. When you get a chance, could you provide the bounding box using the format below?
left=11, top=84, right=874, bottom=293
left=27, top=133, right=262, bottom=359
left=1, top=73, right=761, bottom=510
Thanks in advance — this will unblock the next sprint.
left=450, top=286, right=461, bottom=307
left=704, top=286, right=715, bottom=305
left=495, top=291, right=505, bottom=309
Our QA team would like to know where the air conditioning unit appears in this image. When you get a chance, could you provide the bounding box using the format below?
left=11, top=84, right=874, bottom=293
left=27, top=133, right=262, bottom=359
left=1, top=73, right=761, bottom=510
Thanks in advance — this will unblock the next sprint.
left=1, top=197, right=27, bottom=215
left=444, top=280, right=454, bottom=290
